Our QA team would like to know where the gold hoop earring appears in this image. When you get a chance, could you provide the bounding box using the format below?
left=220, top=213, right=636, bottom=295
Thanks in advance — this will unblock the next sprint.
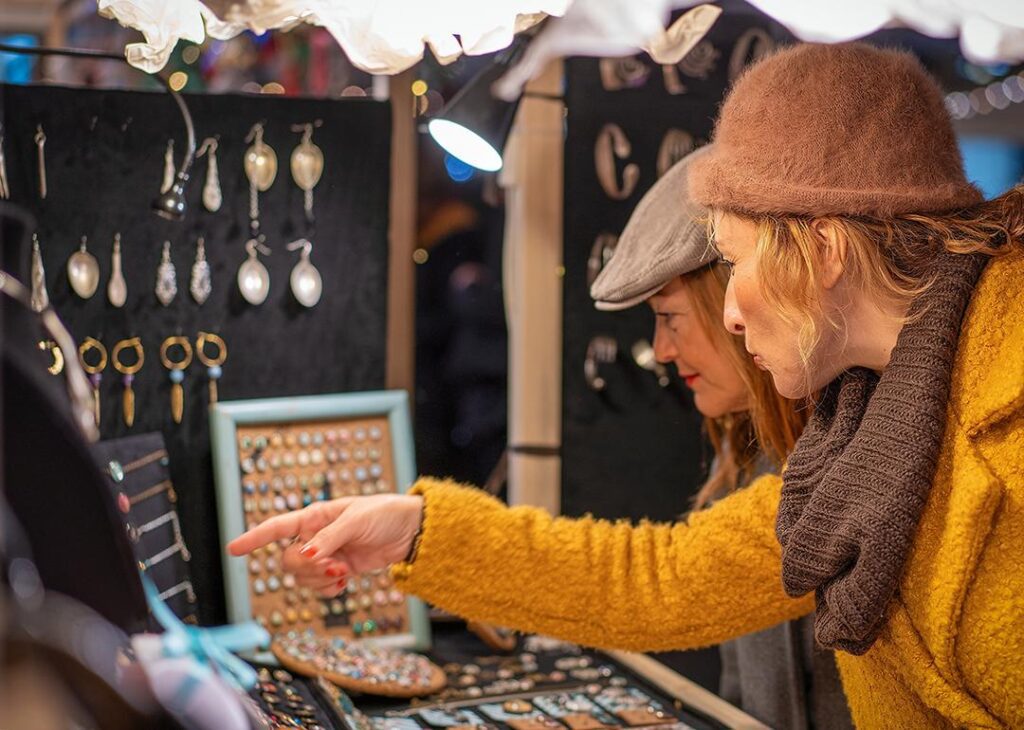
left=196, top=331, right=227, bottom=405
left=160, top=336, right=193, bottom=424
left=78, top=336, right=108, bottom=428
left=38, top=340, right=64, bottom=375
left=112, top=337, right=145, bottom=428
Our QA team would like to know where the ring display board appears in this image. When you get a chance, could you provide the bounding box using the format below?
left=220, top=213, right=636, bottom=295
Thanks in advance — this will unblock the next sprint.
left=211, top=390, right=430, bottom=651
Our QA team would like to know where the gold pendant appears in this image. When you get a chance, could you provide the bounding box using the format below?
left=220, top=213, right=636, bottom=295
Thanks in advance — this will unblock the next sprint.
left=113, top=337, right=144, bottom=428
left=160, top=336, right=193, bottom=425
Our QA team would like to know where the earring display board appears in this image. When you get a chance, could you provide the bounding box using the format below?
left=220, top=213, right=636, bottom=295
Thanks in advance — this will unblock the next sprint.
left=0, top=83, right=391, bottom=624
left=211, top=390, right=430, bottom=651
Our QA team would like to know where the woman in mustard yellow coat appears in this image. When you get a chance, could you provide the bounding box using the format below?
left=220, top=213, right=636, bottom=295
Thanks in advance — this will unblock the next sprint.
left=231, top=43, right=1024, bottom=728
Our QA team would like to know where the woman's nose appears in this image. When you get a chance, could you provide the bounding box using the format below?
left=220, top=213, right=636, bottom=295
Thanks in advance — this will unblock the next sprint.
left=723, top=279, right=746, bottom=335
left=652, top=325, right=677, bottom=364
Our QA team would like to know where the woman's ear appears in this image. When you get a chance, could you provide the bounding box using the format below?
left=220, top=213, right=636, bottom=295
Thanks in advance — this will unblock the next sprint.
left=812, top=219, right=847, bottom=290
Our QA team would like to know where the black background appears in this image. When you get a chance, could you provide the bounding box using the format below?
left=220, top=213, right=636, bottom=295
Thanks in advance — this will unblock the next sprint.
left=0, top=83, right=391, bottom=625
left=561, top=6, right=791, bottom=688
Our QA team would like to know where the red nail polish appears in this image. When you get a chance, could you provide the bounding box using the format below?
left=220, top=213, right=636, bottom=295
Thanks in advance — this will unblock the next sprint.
left=326, top=567, right=343, bottom=578
left=337, top=579, right=347, bottom=589
left=298, top=544, right=318, bottom=558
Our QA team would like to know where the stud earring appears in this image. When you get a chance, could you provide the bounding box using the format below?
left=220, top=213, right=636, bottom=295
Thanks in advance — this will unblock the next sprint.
left=112, top=337, right=144, bottom=428
left=78, top=336, right=108, bottom=428
left=197, top=137, right=222, bottom=212
left=160, top=335, right=193, bottom=425
left=160, top=138, right=175, bottom=194
left=196, top=331, right=227, bottom=404
left=156, top=240, right=177, bottom=306
left=190, top=236, right=211, bottom=305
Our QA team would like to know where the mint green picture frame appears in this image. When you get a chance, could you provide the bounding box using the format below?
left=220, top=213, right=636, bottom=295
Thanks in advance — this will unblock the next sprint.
left=210, top=390, right=431, bottom=651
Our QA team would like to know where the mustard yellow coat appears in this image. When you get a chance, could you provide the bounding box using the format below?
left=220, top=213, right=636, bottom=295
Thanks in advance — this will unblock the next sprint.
left=393, top=248, right=1024, bottom=729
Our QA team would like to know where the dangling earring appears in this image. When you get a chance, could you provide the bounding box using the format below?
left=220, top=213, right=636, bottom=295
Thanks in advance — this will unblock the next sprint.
left=161, top=139, right=175, bottom=194
left=197, top=137, right=222, bottom=212
left=190, top=236, right=211, bottom=305
left=112, top=336, right=144, bottom=428
left=160, top=335, right=193, bottom=425
left=108, top=232, right=127, bottom=308
left=237, top=236, right=271, bottom=305
left=30, top=233, right=49, bottom=312
left=0, top=123, right=10, bottom=200
left=78, top=336, right=108, bottom=428
left=244, top=122, right=277, bottom=235
left=290, top=121, right=323, bottom=224
left=38, top=340, right=64, bottom=375
left=34, top=124, right=47, bottom=200
left=196, top=331, right=227, bottom=405
left=156, top=240, right=177, bottom=306
left=286, top=238, right=322, bottom=308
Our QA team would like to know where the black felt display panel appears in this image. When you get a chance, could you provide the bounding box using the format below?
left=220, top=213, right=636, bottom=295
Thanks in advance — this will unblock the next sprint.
left=0, top=83, right=391, bottom=624
left=561, top=5, right=790, bottom=522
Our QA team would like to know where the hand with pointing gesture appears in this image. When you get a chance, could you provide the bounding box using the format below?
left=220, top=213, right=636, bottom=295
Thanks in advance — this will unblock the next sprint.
left=227, top=494, right=424, bottom=597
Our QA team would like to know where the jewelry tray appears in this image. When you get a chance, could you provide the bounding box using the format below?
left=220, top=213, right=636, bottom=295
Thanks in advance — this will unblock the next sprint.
left=211, top=390, right=431, bottom=652
left=92, top=431, right=198, bottom=625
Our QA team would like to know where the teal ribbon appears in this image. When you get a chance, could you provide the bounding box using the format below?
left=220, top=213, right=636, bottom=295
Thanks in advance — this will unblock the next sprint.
left=142, top=576, right=269, bottom=691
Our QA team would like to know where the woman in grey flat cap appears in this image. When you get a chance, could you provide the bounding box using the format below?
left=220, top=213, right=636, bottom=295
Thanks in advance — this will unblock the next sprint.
left=229, top=147, right=852, bottom=728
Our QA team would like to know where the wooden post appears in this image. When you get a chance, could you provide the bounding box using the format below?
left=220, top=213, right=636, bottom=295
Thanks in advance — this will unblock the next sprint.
left=500, top=61, right=564, bottom=512
left=386, top=70, right=417, bottom=395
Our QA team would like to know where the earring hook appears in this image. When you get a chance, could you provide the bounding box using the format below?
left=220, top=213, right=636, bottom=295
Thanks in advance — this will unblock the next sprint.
left=244, top=122, right=266, bottom=144
left=245, top=236, right=272, bottom=257
left=285, top=238, right=312, bottom=256
left=197, top=136, right=219, bottom=157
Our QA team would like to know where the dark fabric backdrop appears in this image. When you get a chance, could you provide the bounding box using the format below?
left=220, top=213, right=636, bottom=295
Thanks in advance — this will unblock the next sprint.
left=0, top=83, right=391, bottom=624
left=561, top=5, right=791, bottom=690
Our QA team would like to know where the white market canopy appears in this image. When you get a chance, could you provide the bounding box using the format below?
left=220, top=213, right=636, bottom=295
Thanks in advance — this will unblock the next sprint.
left=98, top=0, right=1024, bottom=99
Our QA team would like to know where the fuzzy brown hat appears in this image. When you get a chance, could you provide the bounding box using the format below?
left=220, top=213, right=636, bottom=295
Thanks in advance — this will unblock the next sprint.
left=689, top=42, right=983, bottom=217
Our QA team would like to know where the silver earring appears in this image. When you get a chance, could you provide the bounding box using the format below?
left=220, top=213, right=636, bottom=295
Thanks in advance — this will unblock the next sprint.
left=243, top=122, right=277, bottom=235
left=30, top=233, right=49, bottom=311
left=0, top=123, right=10, bottom=200
left=161, top=139, right=175, bottom=194
left=286, top=238, right=322, bottom=308
left=108, top=232, right=127, bottom=307
left=290, top=121, right=323, bottom=223
left=34, top=124, right=47, bottom=200
left=156, top=240, right=177, bottom=306
left=190, top=236, right=212, bottom=305
left=238, top=236, right=271, bottom=305
left=197, top=137, right=222, bottom=212
left=67, top=236, right=99, bottom=299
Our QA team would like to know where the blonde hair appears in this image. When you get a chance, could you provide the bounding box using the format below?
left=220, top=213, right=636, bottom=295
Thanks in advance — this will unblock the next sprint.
left=716, top=186, right=1024, bottom=370
left=681, top=264, right=809, bottom=508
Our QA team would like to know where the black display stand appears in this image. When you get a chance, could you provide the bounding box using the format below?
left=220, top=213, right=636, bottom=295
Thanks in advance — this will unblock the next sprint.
left=561, top=5, right=792, bottom=689
left=0, top=83, right=392, bottom=624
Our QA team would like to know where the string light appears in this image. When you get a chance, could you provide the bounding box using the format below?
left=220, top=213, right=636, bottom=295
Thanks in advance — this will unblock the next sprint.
left=946, top=70, right=1024, bottom=120
left=168, top=71, right=188, bottom=91
left=411, top=79, right=428, bottom=96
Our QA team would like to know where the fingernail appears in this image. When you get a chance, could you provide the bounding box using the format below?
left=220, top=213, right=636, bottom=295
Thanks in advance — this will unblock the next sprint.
left=325, top=566, right=344, bottom=578
left=337, top=579, right=347, bottom=589
left=298, top=544, right=318, bottom=558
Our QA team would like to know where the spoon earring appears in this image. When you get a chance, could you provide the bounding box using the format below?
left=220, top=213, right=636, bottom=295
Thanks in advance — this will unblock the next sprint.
left=67, top=236, right=100, bottom=299
left=197, top=137, right=222, bottom=212
left=108, top=232, right=127, bottom=308
left=237, top=236, right=271, bottom=305
left=244, top=122, right=277, bottom=234
left=286, top=238, right=322, bottom=308
left=290, top=121, right=323, bottom=223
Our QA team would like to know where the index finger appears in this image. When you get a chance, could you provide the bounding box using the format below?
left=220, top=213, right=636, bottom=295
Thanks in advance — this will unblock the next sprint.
left=227, top=511, right=305, bottom=556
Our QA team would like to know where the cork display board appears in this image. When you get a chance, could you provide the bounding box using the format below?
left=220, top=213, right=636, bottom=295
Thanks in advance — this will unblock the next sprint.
left=211, top=390, right=431, bottom=651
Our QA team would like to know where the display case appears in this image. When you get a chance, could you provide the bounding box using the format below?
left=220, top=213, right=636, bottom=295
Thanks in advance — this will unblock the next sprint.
left=211, top=390, right=431, bottom=651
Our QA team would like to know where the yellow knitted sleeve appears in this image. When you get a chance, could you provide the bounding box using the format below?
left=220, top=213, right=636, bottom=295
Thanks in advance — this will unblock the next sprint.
left=391, top=475, right=814, bottom=652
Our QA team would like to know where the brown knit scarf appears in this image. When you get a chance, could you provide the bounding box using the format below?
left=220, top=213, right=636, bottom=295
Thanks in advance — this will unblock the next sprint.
left=776, top=248, right=988, bottom=655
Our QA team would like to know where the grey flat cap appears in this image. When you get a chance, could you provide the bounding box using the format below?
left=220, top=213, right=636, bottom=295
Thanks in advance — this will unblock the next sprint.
left=590, top=145, right=716, bottom=311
